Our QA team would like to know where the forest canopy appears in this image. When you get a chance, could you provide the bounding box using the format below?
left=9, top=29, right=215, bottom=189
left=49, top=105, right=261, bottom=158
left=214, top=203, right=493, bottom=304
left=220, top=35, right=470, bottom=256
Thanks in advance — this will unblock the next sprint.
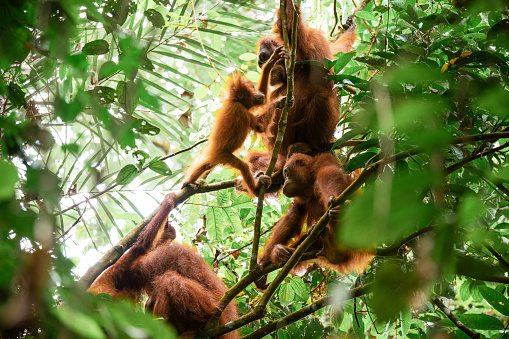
left=0, top=0, right=509, bottom=338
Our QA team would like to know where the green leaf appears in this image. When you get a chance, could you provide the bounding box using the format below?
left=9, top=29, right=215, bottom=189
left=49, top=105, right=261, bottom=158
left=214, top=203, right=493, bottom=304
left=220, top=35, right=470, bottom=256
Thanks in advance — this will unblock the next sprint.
left=145, top=9, right=165, bottom=28
left=279, top=282, right=295, bottom=306
left=323, top=57, right=335, bottom=71
left=134, top=119, right=160, bottom=135
left=223, top=207, right=242, bottom=233
left=148, top=160, right=172, bottom=176
left=345, top=152, right=377, bottom=171
left=479, top=286, right=509, bottom=316
left=437, top=314, right=504, bottom=330
left=332, top=129, right=362, bottom=148
left=82, top=39, right=110, bottom=55
left=239, top=53, right=256, bottom=61
left=98, top=61, right=118, bottom=81
left=400, top=309, right=411, bottom=335
left=116, top=81, right=138, bottom=115
left=333, top=51, right=356, bottom=73
left=459, top=280, right=472, bottom=301
left=0, top=160, right=18, bottom=200
left=194, top=85, right=209, bottom=100
left=7, top=83, right=26, bottom=108
left=88, top=86, right=116, bottom=104
left=116, top=165, right=138, bottom=185
left=55, top=97, right=83, bottom=122
left=54, top=308, right=106, bottom=339
left=355, top=10, right=377, bottom=21
left=351, top=302, right=365, bottom=338
left=207, top=206, right=224, bottom=243
left=290, top=276, right=307, bottom=301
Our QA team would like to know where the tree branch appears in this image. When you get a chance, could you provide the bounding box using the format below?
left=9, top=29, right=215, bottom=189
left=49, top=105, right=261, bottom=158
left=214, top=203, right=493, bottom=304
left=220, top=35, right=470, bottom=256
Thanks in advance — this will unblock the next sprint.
left=242, top=283, right=373, bottom=339
left=78, top=179, right=235, bottom=288
left=444, top=142, right=509, bottom=175
left=55, top=138, right=208, bottom=217
left=376, top=225, right=434, bottom=256
left=249, top=0, right=298, bottom=271
left=432, top=297, right=480, bottom=339
left=203, top=253, right=317, bottom=336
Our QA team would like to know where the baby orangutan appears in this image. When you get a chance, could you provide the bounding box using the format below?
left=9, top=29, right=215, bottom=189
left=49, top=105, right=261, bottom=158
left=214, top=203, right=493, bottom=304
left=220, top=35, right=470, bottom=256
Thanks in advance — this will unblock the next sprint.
left=182, top=73, right=272, bottom=196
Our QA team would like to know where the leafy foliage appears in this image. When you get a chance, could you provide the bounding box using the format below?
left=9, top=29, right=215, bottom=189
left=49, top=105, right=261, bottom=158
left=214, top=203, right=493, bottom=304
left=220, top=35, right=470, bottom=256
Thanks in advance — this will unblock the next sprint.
left=0, top=0, right=508, bottom=338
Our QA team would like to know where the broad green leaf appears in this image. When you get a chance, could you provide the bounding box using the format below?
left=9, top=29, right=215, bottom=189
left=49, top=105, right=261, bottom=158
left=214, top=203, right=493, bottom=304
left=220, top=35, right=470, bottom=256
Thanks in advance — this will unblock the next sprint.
left=98, top=61, right=118, bottom=81
left=145, top=9, right=165, bottom=28
left=290, top=276, right=307, bottom=301
left=216, top=190, right=229, bottom=205
left=224, top=207, right=242, bottom=234
left=7, top=83, right=26, bottom=108
left=82, top=39, right=109, bottom=55
left=342, top=171, right=435, bottom=247
left=333, top=52, right=356, bottom=73
left=207, top=207, right=224, bottom=242
left=479, top=286, right=509, bottom=316
left=279, top=282, right=295, bottom=306
left=194, top=86, right=209, bottom=100
left=148, top=160, right=172, bottom=176
left=356, top=11, right=377, bottom=21
left=88, top=86, right=116, bottom=105
left=116, top=164, right=138, bottom=185
left=400, top=309, right=411, bottom=335
left=54, top=308, right=106, bottom=339
left=116, top=81, right=138, bottom=115
left=134, top=119, right=160, bottom=135
left=345, top=151, right=377, bottom=171
left=0, top=160, right=18, bottom=200
left=459, top=280, right=472, bottom=301
left=437, top=314, right=504, bottom=330
left=239, top=53, right=256, bottom=61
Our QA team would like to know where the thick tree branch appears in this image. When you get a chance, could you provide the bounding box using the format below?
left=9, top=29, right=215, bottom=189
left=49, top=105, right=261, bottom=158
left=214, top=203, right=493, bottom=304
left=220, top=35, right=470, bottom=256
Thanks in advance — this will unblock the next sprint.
left=78, top=179, right=234, bottom=288
left=242, top=283, right=373, bottom=339
left=433, top=297, right=481, bottom=339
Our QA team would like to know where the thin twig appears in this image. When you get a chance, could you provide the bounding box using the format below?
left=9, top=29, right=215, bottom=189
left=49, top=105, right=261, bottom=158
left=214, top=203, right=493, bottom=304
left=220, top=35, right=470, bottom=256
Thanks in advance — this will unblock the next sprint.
left=330, top=0, right=339, bottom=37
left=55, top=139, right=207, bottom=216
left=367, top=16, right=383, bottom=56
left=57, top=202, right=88, bottom=241
left=190, top=0, right=224, bottom=81
left=159, top=138, right=207, bottom=162
left=249, top=0, right=298, bottom=272
left=376, top=225, right=434, bottom=256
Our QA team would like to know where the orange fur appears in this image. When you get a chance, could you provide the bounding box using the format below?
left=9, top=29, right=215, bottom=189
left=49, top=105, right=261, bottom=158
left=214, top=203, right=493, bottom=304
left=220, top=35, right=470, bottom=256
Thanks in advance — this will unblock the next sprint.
left=330, top=23, right=357, bottom=55
left=256, top=152, right=372, bottom=288
left=247, top=0, right=357, bottom=178
left=87, top=193, right=238, bottom=339
left=182, top=73, right=269, bottom=196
